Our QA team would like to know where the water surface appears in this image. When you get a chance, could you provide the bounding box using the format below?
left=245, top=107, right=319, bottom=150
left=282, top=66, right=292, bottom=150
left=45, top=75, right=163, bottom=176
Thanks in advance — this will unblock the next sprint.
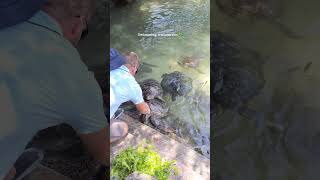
left=212, top=0, right=320, bottom=179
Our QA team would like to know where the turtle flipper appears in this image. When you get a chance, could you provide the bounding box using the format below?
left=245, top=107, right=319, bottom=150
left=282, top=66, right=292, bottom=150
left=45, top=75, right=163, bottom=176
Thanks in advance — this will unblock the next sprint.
left=140, top=114, right=151, bottom=124
left=194, top=68, right=206, bottom=74
left=155, top=96, right=165, bottom=103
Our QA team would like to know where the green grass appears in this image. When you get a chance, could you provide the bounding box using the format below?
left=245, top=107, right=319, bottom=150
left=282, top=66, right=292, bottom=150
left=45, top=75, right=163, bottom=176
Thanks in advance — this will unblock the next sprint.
left=111, top=143, right=179, bottom=180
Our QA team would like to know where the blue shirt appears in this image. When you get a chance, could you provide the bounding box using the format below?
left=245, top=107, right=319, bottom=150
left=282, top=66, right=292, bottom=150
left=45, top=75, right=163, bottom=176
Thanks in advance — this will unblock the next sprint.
left=110, top=48, right=126, bottom=71
left=110, top=65, right=144, bottom=119
left=0, top=11, right=107, bottom=178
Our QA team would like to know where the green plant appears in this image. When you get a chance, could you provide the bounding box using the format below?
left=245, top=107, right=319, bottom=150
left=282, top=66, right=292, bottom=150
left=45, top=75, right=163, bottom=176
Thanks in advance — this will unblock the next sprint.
left=111, top=143, right=179, bottom=180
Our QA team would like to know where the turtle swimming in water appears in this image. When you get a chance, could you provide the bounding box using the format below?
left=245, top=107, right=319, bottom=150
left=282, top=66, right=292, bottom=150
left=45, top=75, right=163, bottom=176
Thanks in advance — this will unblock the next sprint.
left=212, top=31, right=266, bottom=133
left=178, top=56, right=201, bottom=68
left=178, top=56, right=205, bottom=74
left=139, top=79, right=163, bottom=100
left=215, top=0, right=304, bottom=39
left=140, top=98, right=175, bottom=134
left=212, top=31, right=265, bottom=109
left=161, top=71, right=193, bottom=101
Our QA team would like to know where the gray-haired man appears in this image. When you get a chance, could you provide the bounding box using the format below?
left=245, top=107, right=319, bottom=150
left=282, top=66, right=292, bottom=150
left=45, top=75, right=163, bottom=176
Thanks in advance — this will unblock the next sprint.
left=0, top=0, right=109, bottom=179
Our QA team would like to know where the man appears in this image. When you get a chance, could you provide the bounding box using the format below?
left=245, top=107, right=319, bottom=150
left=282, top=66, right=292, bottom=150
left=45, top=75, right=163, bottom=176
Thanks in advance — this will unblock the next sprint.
left=0, top=0, right=109, bottom=179
left=110, top=49, right=150, bottom=143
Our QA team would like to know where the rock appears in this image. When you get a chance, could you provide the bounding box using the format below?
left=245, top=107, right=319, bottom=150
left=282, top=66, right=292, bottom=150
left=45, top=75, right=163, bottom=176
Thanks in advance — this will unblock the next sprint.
left=125, top=172, right=155, bottom=180
left=25, top=124, right=100, bottom=179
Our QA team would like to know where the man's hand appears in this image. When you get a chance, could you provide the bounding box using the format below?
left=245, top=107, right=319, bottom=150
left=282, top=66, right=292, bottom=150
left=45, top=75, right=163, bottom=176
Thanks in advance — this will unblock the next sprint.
left=79, top=127, right=109, bottom=166
left=135, top=102, right=150, bottom=114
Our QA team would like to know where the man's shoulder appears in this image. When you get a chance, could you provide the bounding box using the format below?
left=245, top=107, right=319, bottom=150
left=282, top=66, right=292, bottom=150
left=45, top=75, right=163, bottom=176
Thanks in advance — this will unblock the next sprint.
left=128, top=77, right=140, bottom=88
left=111, top=70, right=141, bottom=93
left=111, top=68, right=135, bottom=83
left=0, top=25, right=81, bottom=72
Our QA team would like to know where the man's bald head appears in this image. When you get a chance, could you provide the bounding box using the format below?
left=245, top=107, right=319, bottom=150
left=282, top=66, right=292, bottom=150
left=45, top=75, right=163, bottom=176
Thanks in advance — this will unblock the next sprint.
left=124, top=52, right=140, bottom=76
left=124, top=52, right=140, bottom=67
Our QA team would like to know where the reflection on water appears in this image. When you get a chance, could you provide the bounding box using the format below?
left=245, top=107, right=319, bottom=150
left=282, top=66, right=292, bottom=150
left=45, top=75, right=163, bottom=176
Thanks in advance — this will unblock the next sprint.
left=111, top=0, right=210, bottom=157
left=213, top=0, right=320, bottom=179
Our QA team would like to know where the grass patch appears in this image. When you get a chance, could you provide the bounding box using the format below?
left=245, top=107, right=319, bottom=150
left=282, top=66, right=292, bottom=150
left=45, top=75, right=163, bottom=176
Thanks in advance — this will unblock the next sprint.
left=111, top=143, right=179, bottom=180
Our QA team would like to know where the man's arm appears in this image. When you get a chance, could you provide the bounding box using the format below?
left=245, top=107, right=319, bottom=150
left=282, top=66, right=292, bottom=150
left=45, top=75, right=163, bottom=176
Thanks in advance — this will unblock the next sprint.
left=135, top=102, right=150, bottom=114
left=79, top=127, right=109, bottom=166
left=130, top=81, right=150, bottom=115
left=61, top=64, right=109, bottom=166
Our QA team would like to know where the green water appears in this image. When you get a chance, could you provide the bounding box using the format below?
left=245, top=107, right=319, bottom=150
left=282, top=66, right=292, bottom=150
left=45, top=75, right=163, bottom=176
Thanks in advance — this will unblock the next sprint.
left=111, top=0, right=210, bottom=157
left=213, top=0, right=320, bottom=179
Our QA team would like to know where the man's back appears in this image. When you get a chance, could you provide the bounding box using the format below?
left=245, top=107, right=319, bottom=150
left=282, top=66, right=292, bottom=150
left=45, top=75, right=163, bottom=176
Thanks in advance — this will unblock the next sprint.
left=0, top=11, right=107, bottom=178
left=110, top=65, right=144, bottom=119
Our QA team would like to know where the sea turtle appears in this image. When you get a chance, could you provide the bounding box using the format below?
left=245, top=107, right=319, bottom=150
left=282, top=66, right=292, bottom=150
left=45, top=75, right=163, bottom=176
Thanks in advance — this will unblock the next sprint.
left=212, top=31, right=266, bottom=133
left=178, top=56, right=206, bottom=74
left=140, top=98, right=175, bottom=134
left=178, top=56, right=201, bottom=68
left=212, top=31, right=265, bottom=108
left=139, top=79, right=163, bottom=100
left=161, top=71, right=193, bottom=101
left=140, top=98, right=168, bottom=124
left=149, top=116, right=176, bottom=135
left=215, top=0, right=303, bottom=39
left=214, top=67, right=265, bottom=109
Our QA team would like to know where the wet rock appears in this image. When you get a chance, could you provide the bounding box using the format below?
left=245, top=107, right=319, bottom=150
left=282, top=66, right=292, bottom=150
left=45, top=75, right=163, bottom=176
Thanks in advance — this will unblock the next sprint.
left=25, top=124, right=100, bottom=179
left=22, top=166, right=70, bottom=180
left=26, top=124, right=81, bottom=153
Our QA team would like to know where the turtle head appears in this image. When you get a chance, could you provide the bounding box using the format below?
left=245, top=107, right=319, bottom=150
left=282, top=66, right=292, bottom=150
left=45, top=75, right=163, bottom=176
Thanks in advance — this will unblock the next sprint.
left=155, top=96, right=165, bottom=102
left=145, top=94, right=153, bottom=101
